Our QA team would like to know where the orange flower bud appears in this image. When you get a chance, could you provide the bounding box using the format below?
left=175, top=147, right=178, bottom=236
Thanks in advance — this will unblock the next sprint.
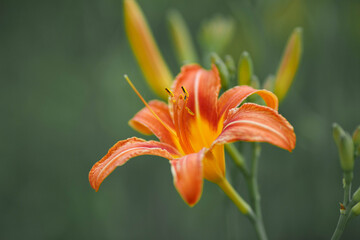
left=124, top=0, right=173, bottom=99
left=274, top=27, right=303, bottom=102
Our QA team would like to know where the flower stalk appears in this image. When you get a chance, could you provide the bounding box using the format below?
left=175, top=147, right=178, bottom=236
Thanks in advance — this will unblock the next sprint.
left=225, top=143, right=249, bottom=177
left=331, top=171, right=354, bottom=240
left=218, top=176, right=268, bottom=240
left=218, top=178, right=252, bottom=215
left=225, top=142, right=268, bottom=240
left=331, top=197, right=356, bottom=240
left=331, top=123, right=359, bottom=240
left=247, top=143, right=268, bottom=240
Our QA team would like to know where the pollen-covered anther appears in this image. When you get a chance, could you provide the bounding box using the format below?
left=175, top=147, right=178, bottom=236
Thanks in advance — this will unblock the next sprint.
left=179, top=86, right=194, bottom=116
left=181, top=86, right=189, bottom=100
left=165, top=87, right=176, bottom=103
left=186, top=107, right=195, bottom=116
left=165, top=87, right=174, bottom=97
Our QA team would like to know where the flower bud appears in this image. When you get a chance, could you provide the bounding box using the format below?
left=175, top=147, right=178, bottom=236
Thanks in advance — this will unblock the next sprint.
left=224, top=55, right=236, bottom=77
left=333, top=123, right=354, bottom=172
left=353, top=125, right=360, bottom=157
left=250, top=75, right=260, bottom=89
left=353, top=187, right=360, bottom=203
left=211, top=53, right=230, bottom=89
left=263, top=75, right=275, bottom=92
left=124, top=0, right=173, bottom=99
left=167, top=10, right=198, bottom=65
left=274, top=27, right=303, bottom=102
left=198, top=15, right=235, bottom=55
left=339, top=135, right=354, bottom=172
left=352, top=202, right=360, bottom=216
left=333, top=123, right=345, bottom=146
left=238, top=51, right=253, bottom=86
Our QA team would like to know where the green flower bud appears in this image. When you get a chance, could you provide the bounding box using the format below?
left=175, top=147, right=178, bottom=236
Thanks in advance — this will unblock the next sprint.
left=352, top=202, right=360, bottom=216
left=167, top=10, right=198, bottom=65
left=250, top=75, right=260, bottom=89
left=224, top=55, right=236, bottom=77
left=353, top=187, right=360, bottom=203
left=246, top=75, right=261, bottom=104
left=333, top=123, right=354, bottom=171
left=263, top=75, right=275, bottom=92
left=339, top=134, right=354, bottom=172
left=333, top=123, right=345, bottom=146
left=211, top=53, right=229, bottom=89
left=198, top=15, right=235, bottom=55
left=238, top=51, right=253, bottom=86
left=353, top=125, right=360, bottom=157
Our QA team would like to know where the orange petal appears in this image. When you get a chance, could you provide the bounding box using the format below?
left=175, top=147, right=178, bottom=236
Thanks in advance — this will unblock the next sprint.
left=171, top=64, right=221, bottom=128
left=170, top=64, right=222, bottom=153
left=202, top=144, right=225, bottom=183
left=217, top=85, right=279, bottom=121
left=89, top=137, right=181, bottom=191
left=170, top=149, right=205, bottom=206
left=129, top=100, right=179, bottom=149
left=215, top=103, right=296, bottom=151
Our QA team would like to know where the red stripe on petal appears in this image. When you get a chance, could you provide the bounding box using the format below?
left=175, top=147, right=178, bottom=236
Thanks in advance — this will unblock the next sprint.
left=129, top=100, right=179, bottom=149
left=170, top=149, right=205, bottom=206
left=216, top=103, right=295, bottom=151
left=89, top=137, right=181, bottom=191
left=218, top=86, right=279, bottom=121
left=169, top=64, right=221, bottom=153
left=171, top=64, right=221, bottom=129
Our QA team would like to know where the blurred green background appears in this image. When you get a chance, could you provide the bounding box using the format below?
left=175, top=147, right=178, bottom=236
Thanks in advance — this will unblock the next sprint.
left=1, top=0, right=360, bottom=239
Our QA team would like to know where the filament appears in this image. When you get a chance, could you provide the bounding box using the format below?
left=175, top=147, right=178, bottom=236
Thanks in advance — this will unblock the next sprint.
left=125, top=75, right=178, bottom=138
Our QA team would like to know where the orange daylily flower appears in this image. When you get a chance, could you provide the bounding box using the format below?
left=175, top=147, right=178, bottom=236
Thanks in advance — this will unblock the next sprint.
left=89, top=64, right=296, bottom=206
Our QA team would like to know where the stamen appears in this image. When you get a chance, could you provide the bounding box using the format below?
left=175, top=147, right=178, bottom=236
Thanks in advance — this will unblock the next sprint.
left=125, top=75, right=177, bottom=137
left=186, top=107, right=195, bottom=116
left=181, top=86, right=189, bottom=100
left=179, top=86, right=194, bottom=116
left=165, top=88, right=174, bottom=98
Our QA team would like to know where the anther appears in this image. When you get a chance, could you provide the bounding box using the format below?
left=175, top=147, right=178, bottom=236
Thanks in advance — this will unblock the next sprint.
left=181, top=86, right=189, bottom=100
left=125, top=75, right=178, bottom=138
left=186, top=107, right=195, bottom=116
left=165, top=88, right=174, bottom=98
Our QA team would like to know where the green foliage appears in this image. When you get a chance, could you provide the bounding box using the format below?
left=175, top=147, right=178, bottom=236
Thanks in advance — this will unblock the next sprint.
left=2, top=0, right=360, bottom=239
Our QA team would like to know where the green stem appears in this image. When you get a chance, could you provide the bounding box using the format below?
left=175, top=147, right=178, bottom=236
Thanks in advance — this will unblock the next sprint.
left=331, top=200, right=356, bottom=240
left=225, top=143, right=249, bottom=177
left=331, top=172, right=354, bottom=240
left=218, top=177, right=268, bottom=240
left=343, top=172, right=353, bottom=206
left=224, top=142, right=268, bottom=240
left=218, top=177, right=253, bottom=215
left=246, top=142, right=268, bottom=240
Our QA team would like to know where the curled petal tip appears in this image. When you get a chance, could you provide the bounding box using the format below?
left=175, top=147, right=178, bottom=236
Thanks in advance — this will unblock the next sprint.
left=89, top=137, right=180, bottom=191
left=171, top=151, right=205, bottom=206
left=217, top=103, right=296, bottom=152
